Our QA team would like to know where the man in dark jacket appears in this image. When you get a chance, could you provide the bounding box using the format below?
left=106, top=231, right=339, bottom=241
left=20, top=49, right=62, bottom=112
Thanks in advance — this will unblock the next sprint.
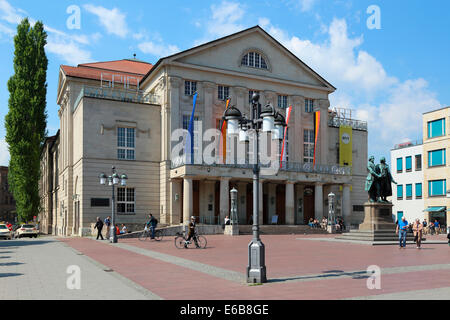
left=146, top=214, right=157, bottom=239
left=186, top=216, right=199, bottom=248
left=94, top=217, right=104, bottom=240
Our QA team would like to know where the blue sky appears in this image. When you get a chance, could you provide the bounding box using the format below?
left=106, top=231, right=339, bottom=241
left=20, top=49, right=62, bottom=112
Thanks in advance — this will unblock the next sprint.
left=0, top=0, right=449, bottom=166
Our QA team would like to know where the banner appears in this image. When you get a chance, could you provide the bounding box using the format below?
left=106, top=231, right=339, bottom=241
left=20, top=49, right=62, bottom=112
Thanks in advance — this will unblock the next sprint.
left=185, top=92, right=198, bottom=164
left=280, top=105, right=292, bottom=168
left=313, top=111, right=320, bottom=166
left=218, top=98, right=230, bottom=163
left=339, top=125, right=353, bottom=167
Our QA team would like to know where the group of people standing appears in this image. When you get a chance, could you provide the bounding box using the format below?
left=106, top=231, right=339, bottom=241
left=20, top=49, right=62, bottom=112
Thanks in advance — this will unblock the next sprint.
left=93, top=216, right=128, bottom=240
left=396, top=216, right=449, bottom=248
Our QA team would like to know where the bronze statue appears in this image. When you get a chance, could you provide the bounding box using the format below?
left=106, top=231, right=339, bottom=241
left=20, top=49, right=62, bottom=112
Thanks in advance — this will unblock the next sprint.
left=377, top=156, right=397, bottom=202
left=365, top=156, right=381, bottom=202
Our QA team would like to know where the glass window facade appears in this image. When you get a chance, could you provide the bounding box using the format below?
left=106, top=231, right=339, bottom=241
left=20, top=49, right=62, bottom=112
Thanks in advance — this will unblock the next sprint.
left=427, top=118, right=445, bottom=138
left=218, top=85, right=229, bottom=101
left=305, top=99, right=314, bottom=113
left=277, top=95, right=288, bottom=109
left=397, top=185, right=403, bottom=199
left=428, top=180, right=446, bottom=196
left=406, top=184, right=412, bottom=198
left=117, top=187, right=135, bottom=214
left=184, top=81, right=197, bottom=96
left=396, top=157, right=403, bottom=172
left=303, top=129, right=315, bottom=163
left=428, top=149, right=446, bottom=167
left=405, top=156, right=412, bottom=171
left=415, top=183, right=422, bottom=198
left=415, top=154, right=422, bottom=171
left=117, top=127, right=135, bottom=160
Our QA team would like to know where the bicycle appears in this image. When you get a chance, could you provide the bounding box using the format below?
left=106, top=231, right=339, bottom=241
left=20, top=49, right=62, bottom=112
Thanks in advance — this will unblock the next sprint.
left=174, top=231, right=207, bottom=249
left=139, top=226, right=163, bottom=241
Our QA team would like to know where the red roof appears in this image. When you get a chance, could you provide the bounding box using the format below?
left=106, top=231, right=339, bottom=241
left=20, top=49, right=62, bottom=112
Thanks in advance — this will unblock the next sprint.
left=61, top=59, right=153, bottom=83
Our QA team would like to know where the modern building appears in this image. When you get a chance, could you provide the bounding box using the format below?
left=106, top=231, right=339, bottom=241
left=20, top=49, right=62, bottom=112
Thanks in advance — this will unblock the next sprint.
left=39, top=26, right=369, bottom=236
left=423, top=106, right=449, bottom=227
left=391, top=142, right=424, bottom=222
left=0, top=166, right=16, bottom=223
left=391, top=106, right=449, bottom=228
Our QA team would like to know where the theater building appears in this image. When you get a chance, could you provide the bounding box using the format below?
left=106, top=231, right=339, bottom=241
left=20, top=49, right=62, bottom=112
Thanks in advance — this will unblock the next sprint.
left=40, top=26, right=369, bottom=236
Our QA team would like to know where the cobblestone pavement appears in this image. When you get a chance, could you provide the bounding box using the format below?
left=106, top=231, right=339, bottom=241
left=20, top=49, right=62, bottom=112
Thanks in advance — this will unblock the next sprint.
left=59, top=234, right=450, bottom=300
left=0, top=236, right=160, bottom=300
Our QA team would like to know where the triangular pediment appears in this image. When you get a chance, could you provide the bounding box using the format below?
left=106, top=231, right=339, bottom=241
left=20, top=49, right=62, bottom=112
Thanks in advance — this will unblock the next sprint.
left=160, top=26, right=334, bottom=91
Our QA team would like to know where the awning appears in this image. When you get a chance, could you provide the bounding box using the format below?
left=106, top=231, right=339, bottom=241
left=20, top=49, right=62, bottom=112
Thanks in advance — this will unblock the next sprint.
left=423, top=207, right=446, bottom=212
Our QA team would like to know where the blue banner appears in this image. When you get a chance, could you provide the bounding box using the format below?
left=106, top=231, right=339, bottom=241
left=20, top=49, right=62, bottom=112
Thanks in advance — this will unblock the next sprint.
left=185, top=92, right=198, bottom=164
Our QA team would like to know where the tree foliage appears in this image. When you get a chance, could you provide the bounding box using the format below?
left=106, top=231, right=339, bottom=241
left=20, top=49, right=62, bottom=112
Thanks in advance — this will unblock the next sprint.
left=5, top=18, right=48, bottom=222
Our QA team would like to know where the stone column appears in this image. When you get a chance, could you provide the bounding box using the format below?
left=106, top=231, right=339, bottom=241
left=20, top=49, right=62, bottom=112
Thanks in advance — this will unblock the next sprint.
left=315, top=183, right=324, bottom=220
left=285, top=182, right=295, bottom=225
left=220, top=177, right=230, bottom=223
left=183, top=178, right=193, bottom=225
left=170, top=179, right=182, bottom=225
left=342, top=184, right=351, bottom=228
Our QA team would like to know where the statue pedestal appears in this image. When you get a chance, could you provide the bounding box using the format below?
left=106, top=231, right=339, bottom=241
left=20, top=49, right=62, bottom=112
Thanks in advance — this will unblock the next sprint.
left=337, top=202, right=414, bottom=243
left=359, top=202, right=395, bottom=231
left=224, top=224, right=239, bottom=236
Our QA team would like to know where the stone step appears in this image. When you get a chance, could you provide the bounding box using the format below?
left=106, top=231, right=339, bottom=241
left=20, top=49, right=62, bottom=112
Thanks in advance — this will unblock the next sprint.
left=238, top=225, right=329, bottom=235
left=336, top=230, right=422, bottom=242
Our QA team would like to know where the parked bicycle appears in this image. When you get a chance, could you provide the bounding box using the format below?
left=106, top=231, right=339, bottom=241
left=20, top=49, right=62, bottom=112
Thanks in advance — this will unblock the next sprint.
left=174, top=231, right=207, bottom=249
left=139, top=226, right=163, bottom=241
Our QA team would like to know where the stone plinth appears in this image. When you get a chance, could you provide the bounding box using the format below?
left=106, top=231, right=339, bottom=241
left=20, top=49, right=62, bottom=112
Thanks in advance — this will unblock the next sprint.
left=358, top=202, right=395, bottom=231
left=224, top=224, right=239, bottom=236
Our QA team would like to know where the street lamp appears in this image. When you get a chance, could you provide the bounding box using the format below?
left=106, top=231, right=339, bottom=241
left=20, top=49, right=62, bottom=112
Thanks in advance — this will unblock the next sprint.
left=99, top=166, right=128, bottom=243
left=223, top=93, right=285, bottom=283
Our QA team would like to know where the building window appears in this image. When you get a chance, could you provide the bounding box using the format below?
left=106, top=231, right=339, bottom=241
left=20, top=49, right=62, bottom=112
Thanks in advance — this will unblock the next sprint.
left=396, top=157, right=403, bottom=173
left=405, top=156, right=412, bottom=172
left=397, top=184, right=403, bottom=200
left=303, top=129, right=314, bottom=163
left=428, top=149, right=446, bottom=167
left=277, top=95, right=288, bottom=109
left=118, top=127, right=135, bottom=160
left=428, top=179, right=446, bottom=197
left=218, top=86, right=229, bottom=101
left=415, top=154, right=422, bottom=171
left=397, top=211, right=404, bottom=221
left=248, top=90, right=260, bottom=103
left=415, top=183, right=422, bottom=199
left=305, top=99, right=314, bottom=113
left=184, top=81, right=197, bottom=96
left=406, top=184, right=412, bottom=199
left=427, top=118, right=445, bottom=138
left=117, top=187, right=135, bottom=214
left=241, top=51, right=268, bottom=69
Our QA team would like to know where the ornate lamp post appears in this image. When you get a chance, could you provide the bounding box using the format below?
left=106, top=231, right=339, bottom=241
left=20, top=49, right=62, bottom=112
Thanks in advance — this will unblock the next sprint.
left=99, top=166, right=128, bottom=243
left=223, top=93, right=285, bottom=284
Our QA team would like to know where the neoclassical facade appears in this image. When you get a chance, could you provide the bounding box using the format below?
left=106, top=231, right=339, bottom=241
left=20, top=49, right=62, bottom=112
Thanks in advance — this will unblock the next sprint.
left=40, top=26, right=368, bottom=236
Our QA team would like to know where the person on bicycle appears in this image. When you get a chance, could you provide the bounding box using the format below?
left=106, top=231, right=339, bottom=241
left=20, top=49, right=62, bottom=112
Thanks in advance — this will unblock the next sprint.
left=186, top=216, right=199, bottom=248
left=146, top=214, right=158, bottom=239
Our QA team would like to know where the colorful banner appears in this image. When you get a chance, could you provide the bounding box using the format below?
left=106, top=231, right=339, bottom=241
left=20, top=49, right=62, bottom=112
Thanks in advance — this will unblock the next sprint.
left=339, top=125, right=353, bottom=167
left=313, top=111, right=321, bottom=166
left=280, top=105, right=292, bottom=168
left=185, top=92, right=198, bottom=164
left=218, top=98, right=230, bottom=163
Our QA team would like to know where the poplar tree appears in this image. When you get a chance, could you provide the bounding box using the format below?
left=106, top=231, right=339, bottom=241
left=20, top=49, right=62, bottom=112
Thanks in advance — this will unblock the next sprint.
left=5, top=18, right=48, bottom=222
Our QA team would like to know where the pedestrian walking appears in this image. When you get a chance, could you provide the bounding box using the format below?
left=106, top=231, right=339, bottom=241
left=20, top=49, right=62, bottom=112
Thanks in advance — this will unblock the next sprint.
left=434, top=220, right=440, bottom=235
left=412, top=218, right=423, bottom=249
left=396, top=216, right=408, bottom=248
left=94, top=217, right=104, bottom=240
left=104, top=216, right=111, bottom=239
left=422, top=219, right=428, bottom=235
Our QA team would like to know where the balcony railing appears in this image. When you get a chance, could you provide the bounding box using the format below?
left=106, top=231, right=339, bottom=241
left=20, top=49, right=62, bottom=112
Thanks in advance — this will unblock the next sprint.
left=171, top=156, right=352, bottom=175
left=328, top=115, right=368, bottom=131
left=74, top=85, right=160, bottom=110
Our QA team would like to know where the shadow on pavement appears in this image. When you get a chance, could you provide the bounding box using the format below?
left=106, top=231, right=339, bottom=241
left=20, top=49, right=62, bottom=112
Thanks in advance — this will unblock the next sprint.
left=268, top=270, right=369, bottom=283
left=0, top=273, right=23, bottom=278
left=0, top=262, right=24, bottom=267
left=0, top=256, right=11, bottom=259
left=0, top=240, right=54, bottom=248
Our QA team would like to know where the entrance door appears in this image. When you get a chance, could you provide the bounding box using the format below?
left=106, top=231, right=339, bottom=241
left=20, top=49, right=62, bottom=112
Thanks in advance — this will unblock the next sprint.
left=276, top=184, right=286, bottom=225
left=303, top=186, right=315, bottom=224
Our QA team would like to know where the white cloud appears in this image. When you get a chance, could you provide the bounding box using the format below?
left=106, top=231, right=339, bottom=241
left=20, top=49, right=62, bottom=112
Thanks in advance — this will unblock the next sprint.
left=0, top=21, right=13, bottom=37
left=0, top=138, right=10, bottom=166
left=45, top=37, right=92, bottom=65
left=83, top=4, right=128, bottom=38
left=297, top=0, right=318, bottom=12
left=0, top=0, right=23, bottom=24
left=138, top=41, right=180, bottom=57
left=194, top=1, right=246, bottom=46
left=259, top=18, right=441, bottom=153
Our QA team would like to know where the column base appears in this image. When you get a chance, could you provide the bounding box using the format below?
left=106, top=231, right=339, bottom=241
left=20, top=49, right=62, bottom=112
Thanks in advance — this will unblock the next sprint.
left=246, top=240, right=267, bottom=283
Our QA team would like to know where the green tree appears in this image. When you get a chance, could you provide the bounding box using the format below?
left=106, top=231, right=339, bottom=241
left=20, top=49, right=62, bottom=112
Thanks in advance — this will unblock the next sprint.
left=5, top=18, right=48, bottom=223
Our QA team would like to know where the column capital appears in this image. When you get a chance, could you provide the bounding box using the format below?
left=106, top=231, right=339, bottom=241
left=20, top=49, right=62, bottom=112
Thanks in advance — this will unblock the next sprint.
left=286, top=180, right=295, bottom=185
left=233, top=86, right=247, bottom=98
left=168, top=76, right=182, bottom=89
left=291, top=95, right=305, bottom=104
left=220, top=177, right=231, bottom=181
left=315, top=182, right=325, bottom=186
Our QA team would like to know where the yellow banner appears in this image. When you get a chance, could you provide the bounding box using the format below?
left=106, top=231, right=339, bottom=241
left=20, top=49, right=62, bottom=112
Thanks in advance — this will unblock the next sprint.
left=339, top=126, right=352, bottom=167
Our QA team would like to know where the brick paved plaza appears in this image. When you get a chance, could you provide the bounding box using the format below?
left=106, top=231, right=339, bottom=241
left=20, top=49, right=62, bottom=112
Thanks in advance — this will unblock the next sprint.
left=2, top=234, right=448, bottom=300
